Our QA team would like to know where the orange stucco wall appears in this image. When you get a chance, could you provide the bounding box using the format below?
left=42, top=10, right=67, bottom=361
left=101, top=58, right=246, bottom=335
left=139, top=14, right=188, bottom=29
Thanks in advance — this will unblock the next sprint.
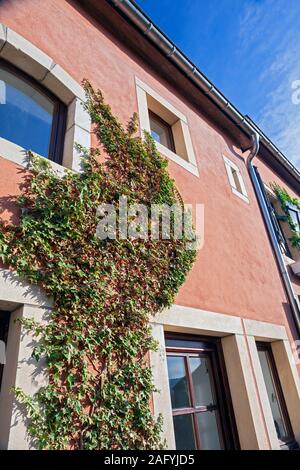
left=0, top=0, right=299, bottom=342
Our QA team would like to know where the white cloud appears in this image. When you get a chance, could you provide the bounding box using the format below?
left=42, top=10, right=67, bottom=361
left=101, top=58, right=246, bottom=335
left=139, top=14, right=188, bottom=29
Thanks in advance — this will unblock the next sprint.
left=238, top=0, right=300, bottom=170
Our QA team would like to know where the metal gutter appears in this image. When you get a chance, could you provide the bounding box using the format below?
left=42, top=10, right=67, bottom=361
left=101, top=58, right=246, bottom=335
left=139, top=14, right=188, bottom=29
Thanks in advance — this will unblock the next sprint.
left=108, top=0, right=300, bottom=185
left=247, top=133, right=300, bottom=334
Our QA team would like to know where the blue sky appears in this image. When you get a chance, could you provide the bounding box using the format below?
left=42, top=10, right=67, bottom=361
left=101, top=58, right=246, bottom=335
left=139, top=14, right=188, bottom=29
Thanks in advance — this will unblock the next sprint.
left=136, top=0, right=300, bottom=170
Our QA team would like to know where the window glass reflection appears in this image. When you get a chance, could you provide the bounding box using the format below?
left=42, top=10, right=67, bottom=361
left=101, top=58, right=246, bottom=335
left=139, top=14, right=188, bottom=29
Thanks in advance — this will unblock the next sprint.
left=258, top=350, right=287, bottom=440
left=197, top=411, right=222, bottom=450
left=167, top=356, right=190, bottom=409
left=189, top=356, right=215, bottom=407
left=0, top=66, right=54, bottom=157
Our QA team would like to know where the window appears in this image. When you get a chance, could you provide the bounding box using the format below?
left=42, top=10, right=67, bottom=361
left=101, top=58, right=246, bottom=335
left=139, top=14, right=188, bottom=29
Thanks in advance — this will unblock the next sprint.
left=269, top=200, right=292, bottom=258
left=0, top=311, right=9, bottom=391
left=0, top=59, right=66, bottom=164
left=287, top=206, right=300, bottom=233
left=257, top=343, right=294, bottom=447
left=149, top=111, right=175, bottom=152
left=231, top=168, right=243, bottom=194
left=136, top=78, right=198, bottom=176
left=166, top=334, right=237, bottom=450
left=263, top=183, right=298, bottom=260
left=223, top=155, right=249, bottom=203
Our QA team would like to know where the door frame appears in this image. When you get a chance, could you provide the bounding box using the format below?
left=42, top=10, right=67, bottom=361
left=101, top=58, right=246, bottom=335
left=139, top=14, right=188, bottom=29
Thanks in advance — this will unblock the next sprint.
left=165, top=333, right=239, bottom=449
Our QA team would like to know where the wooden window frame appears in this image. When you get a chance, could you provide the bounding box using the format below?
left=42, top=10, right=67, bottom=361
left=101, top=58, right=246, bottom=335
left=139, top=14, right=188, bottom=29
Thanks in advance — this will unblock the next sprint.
left=257, top=342, right=295, bottom=447
left=166, top=333, right=239, bottom=450
left=0, top=58, right=67, bottom=165
left=149, top=110, right=176, bottom=153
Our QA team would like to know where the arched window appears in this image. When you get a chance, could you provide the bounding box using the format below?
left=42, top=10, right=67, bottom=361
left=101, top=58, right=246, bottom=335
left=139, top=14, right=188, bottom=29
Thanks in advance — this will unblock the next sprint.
left=0, top=59, right=66, bottom=164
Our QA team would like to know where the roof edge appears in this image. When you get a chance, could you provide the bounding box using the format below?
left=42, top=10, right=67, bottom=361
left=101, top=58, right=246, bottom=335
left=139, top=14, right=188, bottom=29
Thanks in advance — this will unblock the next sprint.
left=107, top=0, right=300, bottom=185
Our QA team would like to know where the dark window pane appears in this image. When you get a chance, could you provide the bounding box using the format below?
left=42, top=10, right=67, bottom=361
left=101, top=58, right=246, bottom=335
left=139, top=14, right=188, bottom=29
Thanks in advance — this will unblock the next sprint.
left=173, top=414, right=196, bottom=450
left=197, top=411, right=222, bottom=450
left=189, top=356, right=215, bottom=406
left=149, top=112, right=174, bottom=151
left=0, top=66, right=54, bottom=157
left=258, top=350, right=288, bottom=440
left=167, top=356, right=190, bottom=409
left=288, top=208, right=300, bottom=232
left=165, top=338, right=210, bottom=350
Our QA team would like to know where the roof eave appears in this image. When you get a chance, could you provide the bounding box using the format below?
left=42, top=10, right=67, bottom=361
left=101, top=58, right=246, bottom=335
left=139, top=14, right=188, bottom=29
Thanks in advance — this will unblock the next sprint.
left=106, top=0, right=300, bottom=186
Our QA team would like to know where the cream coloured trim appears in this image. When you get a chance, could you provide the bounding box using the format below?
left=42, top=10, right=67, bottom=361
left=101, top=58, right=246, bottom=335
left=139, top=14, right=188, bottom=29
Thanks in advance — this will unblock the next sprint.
left=0, top=268, right=52, bottom=309
left=0, top=24, right=90, bottom=172
left=221, top=334, right=269, bottom=449
left=136, top=77, right=187, bottom=123
left=0, top=138, right=66, bottom=176
left=150, top=304, right=298, bottom=450
left=242, top=318, right=288, bottom=340
left=271, top=340, right=300, bottom=443
left=223, top=155, right=249, bottom=203
left=0, top=266, right=52, bottom=449
left=0, top=304, right=49, bottom=449
left=135, top=77, right=199, bottom=176
left=151, top=304, right=243, bottom=335
left=150, top=323, right=176, bottom=449
left=263, top=183, right=277, bottom=200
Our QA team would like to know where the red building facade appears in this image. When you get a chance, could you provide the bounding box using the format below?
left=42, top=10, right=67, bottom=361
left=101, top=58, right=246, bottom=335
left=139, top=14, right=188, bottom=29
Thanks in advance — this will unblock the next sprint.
left=0, top=0, right=299, bottom=450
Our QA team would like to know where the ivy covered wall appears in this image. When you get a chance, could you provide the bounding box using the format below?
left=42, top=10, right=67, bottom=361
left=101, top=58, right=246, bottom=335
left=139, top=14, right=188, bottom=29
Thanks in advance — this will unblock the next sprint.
left=0, top=82, right=196, bottom=449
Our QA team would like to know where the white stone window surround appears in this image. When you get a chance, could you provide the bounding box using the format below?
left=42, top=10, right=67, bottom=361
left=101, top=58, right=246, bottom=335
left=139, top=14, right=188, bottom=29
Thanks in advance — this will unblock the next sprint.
left=0, top=23, right=90, bottom=172
left=223, top=155, right=249, bottom=203
left=0, top=266, right=299, bottom=449
left=150, top=305, right=300, bottom=450
left=135, top=77, right=199, bottom=177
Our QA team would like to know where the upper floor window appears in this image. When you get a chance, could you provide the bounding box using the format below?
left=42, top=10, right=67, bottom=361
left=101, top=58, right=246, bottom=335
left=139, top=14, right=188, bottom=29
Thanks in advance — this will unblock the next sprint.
left=223, top=155, right=249, bottom=203
left=0, top=60, right=66, bottom=164
left=287, top=205, right=300, bottom=233
left=136, top=78, right=199, bottom=177
left=149, top=110, right=175, bottom=153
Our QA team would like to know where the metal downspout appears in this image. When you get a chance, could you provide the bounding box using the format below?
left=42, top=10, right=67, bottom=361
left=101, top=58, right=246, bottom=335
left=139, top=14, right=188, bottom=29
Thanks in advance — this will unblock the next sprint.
left=247, top=133, right=300, bottom=335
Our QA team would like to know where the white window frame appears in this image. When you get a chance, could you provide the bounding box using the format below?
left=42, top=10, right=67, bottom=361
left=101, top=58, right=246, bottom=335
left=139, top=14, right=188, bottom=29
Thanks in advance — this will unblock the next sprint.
left=0, top=23, right=90, bottom=173
left=135, top=77, right=199, bottom=177
left=223, top=155, right=249, bottom=203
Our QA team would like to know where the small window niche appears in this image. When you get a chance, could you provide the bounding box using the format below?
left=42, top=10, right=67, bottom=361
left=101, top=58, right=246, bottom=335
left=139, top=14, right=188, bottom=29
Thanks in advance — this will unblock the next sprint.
left=223, top=156, right=249, bottom=203
left=136, top=78, right=198, bottom=176
left=149, top=110, right=175, bottom=153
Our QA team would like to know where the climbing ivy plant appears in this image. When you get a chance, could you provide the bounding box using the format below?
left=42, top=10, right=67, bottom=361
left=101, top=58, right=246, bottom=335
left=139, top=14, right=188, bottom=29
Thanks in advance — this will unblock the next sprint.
left=0, top=81, right=196, bottom=449
left=272, top=184, right=300, bottom=252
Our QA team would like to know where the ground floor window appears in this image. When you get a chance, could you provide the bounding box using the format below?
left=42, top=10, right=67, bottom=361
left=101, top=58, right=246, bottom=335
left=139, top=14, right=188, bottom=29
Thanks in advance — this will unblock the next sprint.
left=165, top=334, right=238, bottom=449
left=0, top=311, right=10, bottom=390
left=257, top=342, right=295, bottom=448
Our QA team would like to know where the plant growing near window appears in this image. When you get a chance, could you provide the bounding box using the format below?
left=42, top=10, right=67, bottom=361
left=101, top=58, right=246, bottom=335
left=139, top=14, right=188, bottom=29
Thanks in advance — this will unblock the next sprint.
left=272, top=184, right=300, bottom=252
left=0, top=81, right=196, bottom=450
